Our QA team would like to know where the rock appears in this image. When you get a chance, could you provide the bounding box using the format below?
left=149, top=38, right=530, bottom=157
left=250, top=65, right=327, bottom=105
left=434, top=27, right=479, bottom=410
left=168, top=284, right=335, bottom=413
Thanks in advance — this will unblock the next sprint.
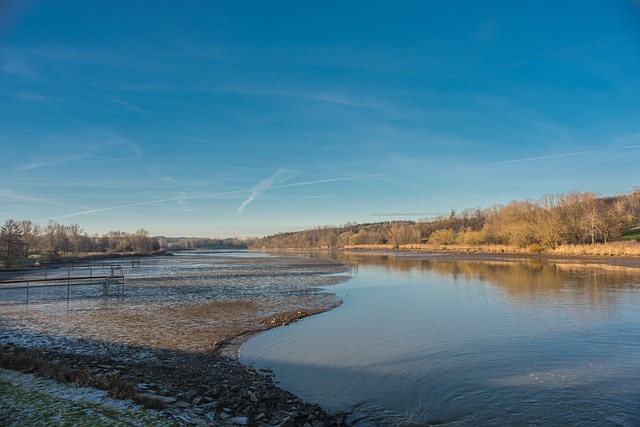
left=231, top=416, right=249, bottom=425
left=140, top=393, right=177, bottom=404
left=183, top=389, right=198, bottom=399
left=173, top=400, right=191, bottom=409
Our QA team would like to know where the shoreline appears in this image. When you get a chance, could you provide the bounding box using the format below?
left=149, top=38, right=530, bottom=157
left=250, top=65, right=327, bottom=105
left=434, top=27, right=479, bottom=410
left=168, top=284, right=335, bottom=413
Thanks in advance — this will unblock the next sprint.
left=0, top=305, right=350, bottom=426
left=349, top=248, right=640, bottom=270
left=0, top=255, right=352, bottom=426
left=3, top=250, right=639, bottom=425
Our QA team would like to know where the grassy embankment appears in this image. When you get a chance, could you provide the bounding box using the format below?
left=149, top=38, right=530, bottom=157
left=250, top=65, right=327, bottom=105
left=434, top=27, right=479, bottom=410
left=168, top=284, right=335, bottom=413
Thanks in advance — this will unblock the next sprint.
left=342, top=241, right=640, bottom=257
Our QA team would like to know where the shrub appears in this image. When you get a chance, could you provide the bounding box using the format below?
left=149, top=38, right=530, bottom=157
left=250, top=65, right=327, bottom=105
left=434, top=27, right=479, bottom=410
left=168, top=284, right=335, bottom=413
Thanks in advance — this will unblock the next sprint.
left=528, top=243, right=544, bottom=253
left=428, top=229, right=457, bottom=245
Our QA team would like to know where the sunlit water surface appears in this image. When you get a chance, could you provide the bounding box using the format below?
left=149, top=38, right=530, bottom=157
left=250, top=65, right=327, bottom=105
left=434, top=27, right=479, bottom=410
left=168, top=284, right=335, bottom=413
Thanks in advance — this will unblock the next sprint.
left=240, top=253, right=640, bottom=426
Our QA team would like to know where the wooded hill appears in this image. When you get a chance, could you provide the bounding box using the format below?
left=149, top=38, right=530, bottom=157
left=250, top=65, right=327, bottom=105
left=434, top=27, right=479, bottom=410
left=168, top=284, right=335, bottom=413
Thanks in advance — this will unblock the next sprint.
left=249, top=188, right=640, bottom=250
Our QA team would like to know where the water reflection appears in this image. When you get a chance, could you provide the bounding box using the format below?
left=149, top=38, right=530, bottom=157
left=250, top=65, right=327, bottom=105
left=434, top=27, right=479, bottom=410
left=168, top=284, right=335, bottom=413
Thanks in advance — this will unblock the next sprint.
left=243, top=252, right=640, bottom=426
left=280, top=250, right=639, bottom=308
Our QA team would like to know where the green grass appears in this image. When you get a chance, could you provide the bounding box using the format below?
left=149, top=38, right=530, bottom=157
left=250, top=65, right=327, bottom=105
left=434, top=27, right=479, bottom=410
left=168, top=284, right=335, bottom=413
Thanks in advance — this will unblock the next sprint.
left=0, top=370, right=178, bottom=427
left=620, top=227, right=640, bottom=242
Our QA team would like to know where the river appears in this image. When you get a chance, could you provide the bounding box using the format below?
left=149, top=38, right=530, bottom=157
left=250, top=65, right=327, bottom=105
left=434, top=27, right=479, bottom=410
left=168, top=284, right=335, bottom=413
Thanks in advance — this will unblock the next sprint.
left=240, top=252, right=640, bottom=426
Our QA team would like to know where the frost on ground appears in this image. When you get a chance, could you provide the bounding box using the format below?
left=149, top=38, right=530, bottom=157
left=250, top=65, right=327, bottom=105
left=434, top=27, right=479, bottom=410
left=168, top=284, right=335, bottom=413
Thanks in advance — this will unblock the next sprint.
left=0, top=254, right=352, bottom=426
left=0, top=368, right=176, bottom=426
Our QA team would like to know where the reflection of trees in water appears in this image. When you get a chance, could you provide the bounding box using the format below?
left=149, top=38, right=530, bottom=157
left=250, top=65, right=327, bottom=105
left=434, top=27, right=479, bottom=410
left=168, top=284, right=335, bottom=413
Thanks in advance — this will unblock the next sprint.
left=302, top=250, right=639, bottom=310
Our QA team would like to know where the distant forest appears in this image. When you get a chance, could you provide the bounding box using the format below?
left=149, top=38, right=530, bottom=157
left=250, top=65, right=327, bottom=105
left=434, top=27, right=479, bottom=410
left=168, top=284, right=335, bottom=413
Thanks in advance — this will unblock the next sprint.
left=3, top=187, right=640, bottom=267
left=0, top=219, right=246, bottom=268
left=249, top=188, right=640, bottom=250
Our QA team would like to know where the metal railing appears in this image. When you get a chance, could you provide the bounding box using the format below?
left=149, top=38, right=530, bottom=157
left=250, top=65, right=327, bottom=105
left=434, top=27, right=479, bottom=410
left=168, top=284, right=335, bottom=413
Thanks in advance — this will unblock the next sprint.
left=0, top=275, right=125, bottom=303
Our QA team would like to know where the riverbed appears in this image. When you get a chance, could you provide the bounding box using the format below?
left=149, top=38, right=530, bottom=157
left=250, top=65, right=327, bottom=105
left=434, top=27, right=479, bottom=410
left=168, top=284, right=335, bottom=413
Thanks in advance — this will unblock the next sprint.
left=0, top=251, right=351, bottom=426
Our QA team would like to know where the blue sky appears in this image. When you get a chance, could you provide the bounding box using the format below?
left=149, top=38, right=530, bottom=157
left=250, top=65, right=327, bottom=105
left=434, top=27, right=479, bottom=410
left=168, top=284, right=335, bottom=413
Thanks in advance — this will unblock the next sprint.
left=1, top=1, right=639, bottom=237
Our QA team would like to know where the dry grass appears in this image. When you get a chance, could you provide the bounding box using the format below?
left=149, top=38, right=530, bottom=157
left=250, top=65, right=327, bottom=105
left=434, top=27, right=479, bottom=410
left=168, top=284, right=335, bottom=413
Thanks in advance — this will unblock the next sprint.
left=344, top=242, right=640, bottom=257
left=343, top=244, right=395, bottom=250
left=345, top=243, right=531, bottom=253
left=0, top=344, right=146, bottom=407
left=549, top=242, right=640, bottom=257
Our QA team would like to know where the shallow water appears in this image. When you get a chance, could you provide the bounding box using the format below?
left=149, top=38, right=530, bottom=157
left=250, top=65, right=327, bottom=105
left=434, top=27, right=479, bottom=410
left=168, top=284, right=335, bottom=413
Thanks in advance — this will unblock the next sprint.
left=240, top=253, right=640, bottom=426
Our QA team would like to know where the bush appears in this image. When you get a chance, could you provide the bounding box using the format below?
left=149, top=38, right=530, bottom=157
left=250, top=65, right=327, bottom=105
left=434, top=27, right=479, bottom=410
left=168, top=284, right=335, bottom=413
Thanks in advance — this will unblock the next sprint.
left=428, top=229, right=457, bottom=245
left=528, top=243, right=544, bottom=253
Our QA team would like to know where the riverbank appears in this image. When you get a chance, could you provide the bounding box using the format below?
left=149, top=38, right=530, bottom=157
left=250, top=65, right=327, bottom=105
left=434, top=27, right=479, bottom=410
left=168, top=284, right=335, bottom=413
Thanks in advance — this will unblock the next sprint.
left=352, top=247, right=640, bottom=270
left=0, top=254, right=352, bottom=426
left=0, top=312, right=350, bottom=426
left=3, top=250, right=638, bottom=426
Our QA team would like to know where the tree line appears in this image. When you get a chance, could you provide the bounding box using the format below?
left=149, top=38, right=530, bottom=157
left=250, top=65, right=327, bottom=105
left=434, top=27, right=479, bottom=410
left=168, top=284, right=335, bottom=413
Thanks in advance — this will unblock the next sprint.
left=0, top=220, right=161, bottom=268
left=250, top=188, right=640, bottom=250
left=157, top=236, right=247, bottom=250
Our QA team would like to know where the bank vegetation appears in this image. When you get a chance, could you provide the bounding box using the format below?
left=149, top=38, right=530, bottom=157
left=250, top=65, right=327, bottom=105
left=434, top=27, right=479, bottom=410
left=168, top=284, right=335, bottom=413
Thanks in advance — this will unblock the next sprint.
left=250, top=188, right=640, bottom=255
left=0, top=220, right=163, bottom=268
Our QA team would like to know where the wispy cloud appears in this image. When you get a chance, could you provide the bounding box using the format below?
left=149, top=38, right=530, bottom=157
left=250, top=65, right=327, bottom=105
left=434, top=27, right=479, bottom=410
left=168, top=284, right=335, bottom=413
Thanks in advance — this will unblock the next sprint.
left=480, top=145, right=640, bottom=166
left=0, top=188, right=73, bottom=208
left=12, top=91, right=49, bottom=102
left=2, top=60, right=37, bottom=78
left=275, top=176, right=368, bottom=189
left=236, top=171, right=393, bottom=215
left=313, top=90, right=382, bottom=109
left=17, top=132, right=143, bottom=171
left=57, top=171, right=389, bottom=219
left=237, top=169, right=298, bottom=215
left=57, top=189, right=249, bottom=219
left=108, top=97, right=153, bottom=116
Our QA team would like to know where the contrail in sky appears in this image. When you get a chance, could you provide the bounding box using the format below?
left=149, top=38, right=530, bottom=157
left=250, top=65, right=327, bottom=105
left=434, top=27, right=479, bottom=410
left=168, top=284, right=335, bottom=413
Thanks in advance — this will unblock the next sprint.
left=236, top=169, right=297, bottom=215
left=480, top=145, right=640, bottom=166
left=57, top=189, right=249, bottom=219
left=236, top=172, right=390, bottom=214
left=57, top=172, right=388, bottom=219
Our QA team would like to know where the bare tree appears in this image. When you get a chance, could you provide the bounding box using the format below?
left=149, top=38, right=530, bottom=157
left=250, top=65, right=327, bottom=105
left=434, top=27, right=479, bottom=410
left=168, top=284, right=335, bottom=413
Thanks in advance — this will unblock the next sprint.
left=18, top=220, right=41, bottom=257
left=1, top=219, right=24, bottom=268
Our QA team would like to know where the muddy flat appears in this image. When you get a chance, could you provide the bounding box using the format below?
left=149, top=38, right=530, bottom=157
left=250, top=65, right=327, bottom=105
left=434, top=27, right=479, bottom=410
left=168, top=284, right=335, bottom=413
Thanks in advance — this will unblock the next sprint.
left=0, top=253, right=351, bottom=426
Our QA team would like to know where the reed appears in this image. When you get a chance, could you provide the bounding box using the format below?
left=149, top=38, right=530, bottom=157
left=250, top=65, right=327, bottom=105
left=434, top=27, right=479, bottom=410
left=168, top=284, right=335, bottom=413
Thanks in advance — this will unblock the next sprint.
left=343, top=242, right=640, bottom=257
left=549, top=242, right=640, bottom=257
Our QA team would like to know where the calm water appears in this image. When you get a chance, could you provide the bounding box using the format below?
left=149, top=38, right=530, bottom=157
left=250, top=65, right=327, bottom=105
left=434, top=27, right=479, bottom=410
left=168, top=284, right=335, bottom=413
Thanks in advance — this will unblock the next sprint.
left=240, top=253, right=640, bottom=426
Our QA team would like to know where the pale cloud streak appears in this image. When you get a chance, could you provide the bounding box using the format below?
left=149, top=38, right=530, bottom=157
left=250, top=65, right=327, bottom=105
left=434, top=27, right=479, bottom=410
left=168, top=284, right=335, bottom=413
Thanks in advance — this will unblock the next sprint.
left=480, top=145, right=640, bottom=166
left=56, top=171, right=389, bottom=219
left=0, top=189, right=54, bottom=204
left=17, top=133, right=143, bottom=171
left=237, top=169, right=298, bottom=215
left=236, top=172, right=393, bottom=214
left=57, top=189, right=250, bottom=219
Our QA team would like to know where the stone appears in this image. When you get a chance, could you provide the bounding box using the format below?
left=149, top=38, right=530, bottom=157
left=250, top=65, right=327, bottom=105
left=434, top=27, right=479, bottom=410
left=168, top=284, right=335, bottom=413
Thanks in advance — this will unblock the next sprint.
left=174, top=400, right=191, bottom=409
left=140, top=393, right=177, bottom=404
left=231, top=416, right=249, bottom=425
